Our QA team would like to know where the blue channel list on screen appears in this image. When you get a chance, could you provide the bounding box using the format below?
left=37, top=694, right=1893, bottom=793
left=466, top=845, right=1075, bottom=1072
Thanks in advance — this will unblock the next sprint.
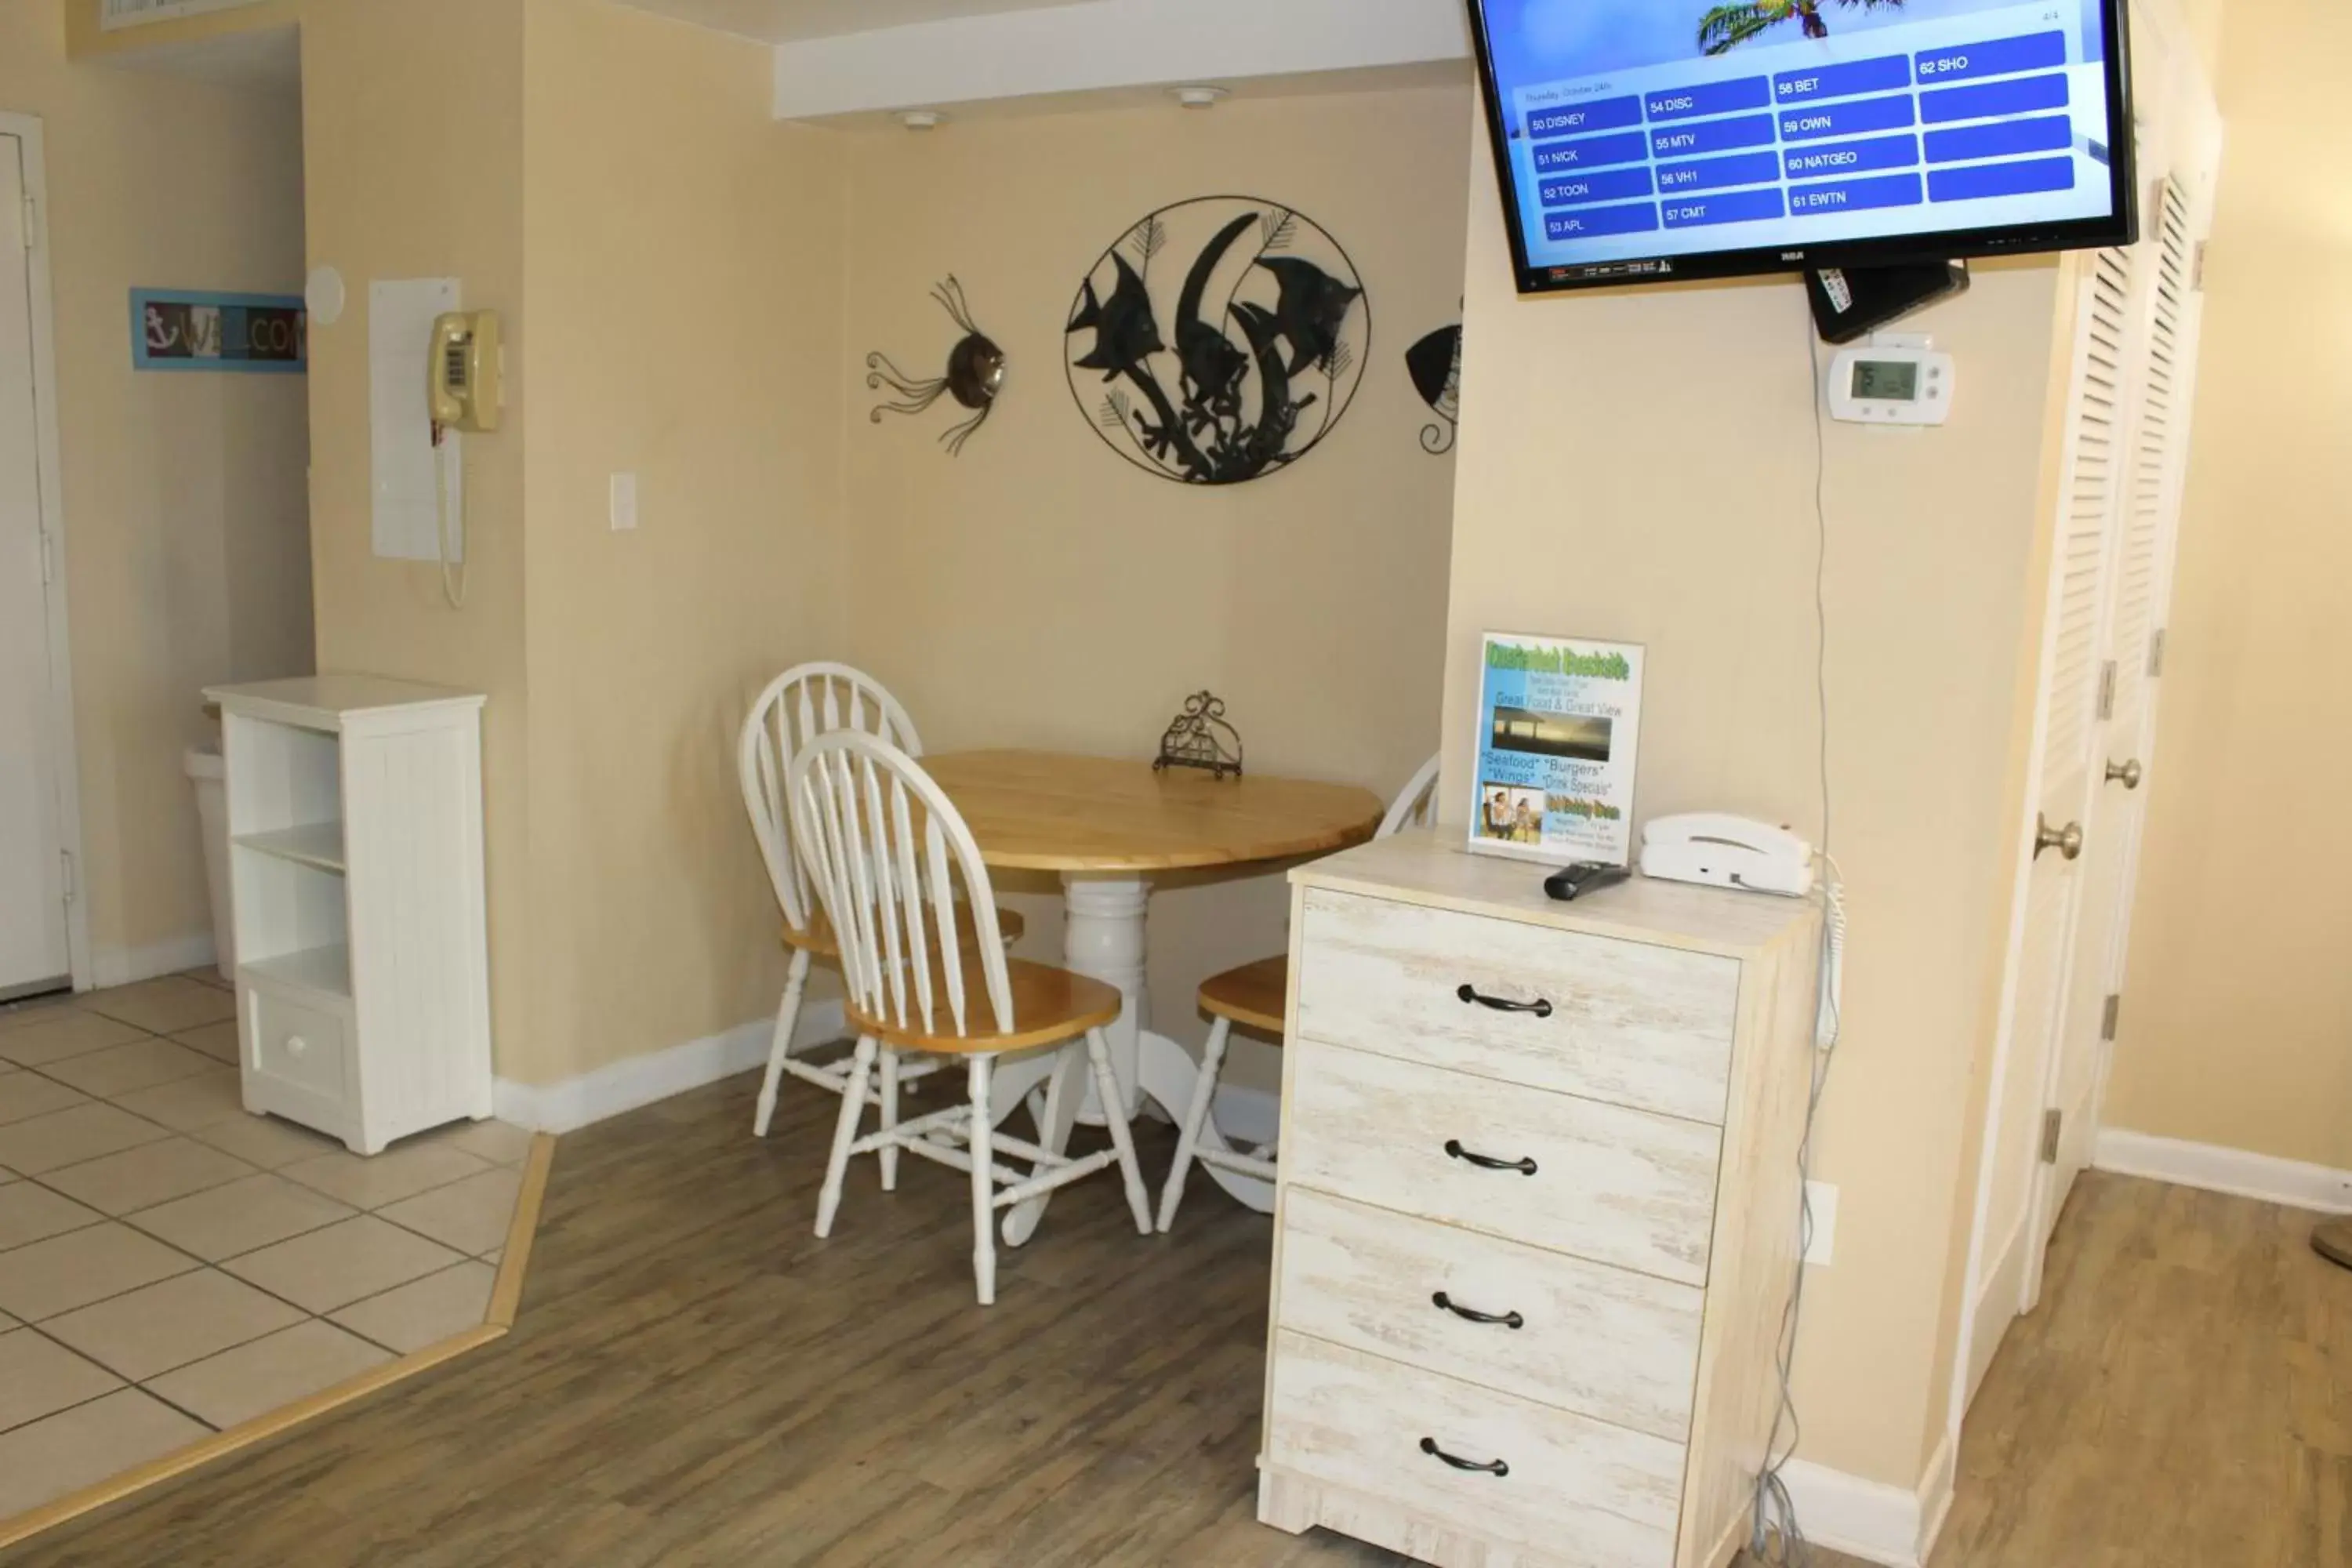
left=1479, top=0, right=2117, bottom=271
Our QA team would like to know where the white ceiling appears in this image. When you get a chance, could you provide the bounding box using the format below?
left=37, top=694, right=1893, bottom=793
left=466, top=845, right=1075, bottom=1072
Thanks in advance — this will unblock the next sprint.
left=619, top=0, right=1093, bottom=44
left=98, top=24, right=299, bottom=93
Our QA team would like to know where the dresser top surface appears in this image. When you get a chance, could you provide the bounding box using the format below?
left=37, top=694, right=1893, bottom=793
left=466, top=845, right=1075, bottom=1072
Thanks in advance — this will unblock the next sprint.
left=206, top=674, right=486, bottom=728
left=1292, top=829, right=1817, bottom=960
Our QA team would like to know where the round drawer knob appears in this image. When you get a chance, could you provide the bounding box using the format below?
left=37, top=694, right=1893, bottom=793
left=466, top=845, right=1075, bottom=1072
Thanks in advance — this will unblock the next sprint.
left=285, top=1035, right=309, bottom=1058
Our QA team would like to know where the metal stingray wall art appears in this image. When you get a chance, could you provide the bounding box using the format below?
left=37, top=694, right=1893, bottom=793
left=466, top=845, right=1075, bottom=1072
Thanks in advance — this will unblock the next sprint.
left=1064, top=195, right=1369, bottom=486
left=866, top=276, right=1004, bottom=456
left=1406, top=315, right=1461, bottom=456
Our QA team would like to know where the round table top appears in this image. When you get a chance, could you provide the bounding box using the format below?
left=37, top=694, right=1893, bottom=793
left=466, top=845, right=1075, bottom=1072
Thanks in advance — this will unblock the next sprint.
left=924, top=750, right=1385, bottom=874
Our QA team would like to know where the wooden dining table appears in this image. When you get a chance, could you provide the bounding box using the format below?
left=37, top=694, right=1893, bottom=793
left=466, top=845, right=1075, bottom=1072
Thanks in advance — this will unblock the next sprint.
left=923, top=750, right=1383, bottom=1242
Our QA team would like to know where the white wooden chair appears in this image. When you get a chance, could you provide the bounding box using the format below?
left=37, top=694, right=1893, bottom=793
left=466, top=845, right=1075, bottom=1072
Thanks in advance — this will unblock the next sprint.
left=789, top=729, right=1152, bottom=1305
left=1156, top=753, right=1441, bottom=1231
left=737, top=662, right=1023, bottom=1138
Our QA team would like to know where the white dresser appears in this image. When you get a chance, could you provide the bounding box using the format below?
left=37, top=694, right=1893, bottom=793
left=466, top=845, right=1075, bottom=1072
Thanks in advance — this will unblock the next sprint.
left=205, top=676, right=493, bottom=1156
left=1258, top=830, right=1821, bottom=1568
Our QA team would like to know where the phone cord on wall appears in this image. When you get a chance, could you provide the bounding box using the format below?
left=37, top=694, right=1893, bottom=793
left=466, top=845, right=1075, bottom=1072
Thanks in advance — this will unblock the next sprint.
left=434, top=430, right=467, bottom=610
left=1750, top=305, right=1844, bottom=1568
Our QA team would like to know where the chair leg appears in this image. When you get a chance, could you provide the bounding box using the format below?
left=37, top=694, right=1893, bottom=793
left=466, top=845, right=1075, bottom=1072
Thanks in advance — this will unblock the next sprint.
left=753, top=947, right=812, bottom=1138
left=969, top=1055, right=997, bottom=1306
left=878, top=1047, right=902, bottom=1192
left=1087, top=1028, right=1153, bottom=1236
left=815, top=1036, right=876, bottom=1238
left=1157, top=1015, right=1232, bottom=1233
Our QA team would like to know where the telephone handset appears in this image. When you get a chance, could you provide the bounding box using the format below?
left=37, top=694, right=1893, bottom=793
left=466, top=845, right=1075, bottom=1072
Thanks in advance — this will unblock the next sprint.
left=1639, top=812, right=1815, bottom=896
left=426, top=310, right=501, bottom=609
left=428, top=310, right=502, bottom=435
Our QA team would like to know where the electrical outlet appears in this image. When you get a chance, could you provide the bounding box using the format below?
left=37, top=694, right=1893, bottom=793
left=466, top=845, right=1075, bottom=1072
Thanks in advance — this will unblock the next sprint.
left=1803, top=1180, right=1838, bottom=1265
left=609, top=472, right=638, bottom=532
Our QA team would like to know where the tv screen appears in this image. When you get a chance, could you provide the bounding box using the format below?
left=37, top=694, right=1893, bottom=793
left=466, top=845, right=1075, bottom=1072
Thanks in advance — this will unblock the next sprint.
left=1465, top=0, right=2136, bottom=292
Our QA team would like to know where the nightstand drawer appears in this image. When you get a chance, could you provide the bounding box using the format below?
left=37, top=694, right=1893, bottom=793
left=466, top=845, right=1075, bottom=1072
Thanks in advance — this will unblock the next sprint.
left=1276, top=1188, right=1704, bottom=1442
left=1284, top=1039, right=1719, bottom=1285
left=1265, top=1330, right=1683, bottom=1568
left=1295, top=891, right=1737, bottom=1124
left=246, top=986, right=350, bottom=1104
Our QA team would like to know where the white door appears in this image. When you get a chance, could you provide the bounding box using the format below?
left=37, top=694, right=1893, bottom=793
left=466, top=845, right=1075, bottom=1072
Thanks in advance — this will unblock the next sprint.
left=0, top=133, right=71, bottom=1000
left=1963, top=239, right=2136, bottom=1404
left=2024, top=170, right=2211, bottom=1299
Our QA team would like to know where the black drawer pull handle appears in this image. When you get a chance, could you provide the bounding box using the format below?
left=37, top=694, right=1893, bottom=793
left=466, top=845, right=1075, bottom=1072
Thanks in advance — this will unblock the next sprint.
left=1456, top=982, right=1552, bottom=1018
left=1432, top=1290, right=1524, bottom=1329
left=1445, top=1138, right=1537, bottom=1176
left=1420, top=1437, right=1509, bottom=1477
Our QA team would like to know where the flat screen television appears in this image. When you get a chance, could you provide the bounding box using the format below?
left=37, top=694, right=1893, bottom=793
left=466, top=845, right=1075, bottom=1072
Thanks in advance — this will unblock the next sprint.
left=1465, top=0, right=2137, bottom=293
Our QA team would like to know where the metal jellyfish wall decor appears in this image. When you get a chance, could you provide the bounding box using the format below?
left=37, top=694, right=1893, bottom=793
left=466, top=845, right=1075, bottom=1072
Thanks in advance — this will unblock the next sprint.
left=866, top=276, right=1005, bottom=456
left=1406, top=314, right=1462, bottom=456
left=1064, top=195, right=1369, bottom=486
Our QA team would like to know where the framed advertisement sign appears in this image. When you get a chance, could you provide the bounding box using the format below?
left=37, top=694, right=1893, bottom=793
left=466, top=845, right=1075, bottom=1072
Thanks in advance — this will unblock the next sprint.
left=131, top=289, right=306, bottom=373
left=1466, top=631, right=1645, bottom=866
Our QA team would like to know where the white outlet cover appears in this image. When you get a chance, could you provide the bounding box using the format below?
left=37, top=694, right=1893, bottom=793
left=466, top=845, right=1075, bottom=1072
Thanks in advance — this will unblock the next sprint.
left=305, top=265, right=346, bottom=326
left=609, top=472, right=638, bottom=532
left=1803, top=1180, right=1838, bottom=1266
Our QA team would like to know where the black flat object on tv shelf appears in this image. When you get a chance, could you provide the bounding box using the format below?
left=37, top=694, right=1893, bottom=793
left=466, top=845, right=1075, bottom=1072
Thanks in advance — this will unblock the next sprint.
left=1465, top=0, right=2138, bottom=295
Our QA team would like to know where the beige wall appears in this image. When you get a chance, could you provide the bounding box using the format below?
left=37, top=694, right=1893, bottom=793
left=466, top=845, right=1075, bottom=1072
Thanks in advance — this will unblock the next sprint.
left=2103, top=0, right=2350, bottom=1172
left=3, top=5, right=311, bottom=974
left=515, top=0, right=848, bottom=1083
left=1441, top=103, right=2067, bottom=1485
left=299, top=0, right=534, bottom=1063
left=841, top=89, right=1468, bottom=1093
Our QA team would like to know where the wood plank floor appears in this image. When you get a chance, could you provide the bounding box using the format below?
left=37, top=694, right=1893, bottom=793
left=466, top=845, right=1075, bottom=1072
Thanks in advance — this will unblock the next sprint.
left=0, top=1064, right=2340, bottom=1567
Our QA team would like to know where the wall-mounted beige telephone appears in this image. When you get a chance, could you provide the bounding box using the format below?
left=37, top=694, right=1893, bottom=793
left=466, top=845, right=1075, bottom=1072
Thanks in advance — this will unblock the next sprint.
left=426, top=310, right=502, bottom=607
left=428, top=310, right=502, bottom=434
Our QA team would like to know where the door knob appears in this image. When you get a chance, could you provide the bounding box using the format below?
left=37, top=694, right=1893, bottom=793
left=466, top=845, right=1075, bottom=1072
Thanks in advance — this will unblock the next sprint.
left=2105, top=758, right=2143, bottom=789
left=2034, top=815, right=2084, bottom=861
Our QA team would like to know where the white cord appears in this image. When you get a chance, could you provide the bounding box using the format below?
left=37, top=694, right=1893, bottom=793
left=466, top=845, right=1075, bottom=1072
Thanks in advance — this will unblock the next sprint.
left=1751, top=299, right=1844, bottom=1568
left=434, top=433, right=468, bottom=610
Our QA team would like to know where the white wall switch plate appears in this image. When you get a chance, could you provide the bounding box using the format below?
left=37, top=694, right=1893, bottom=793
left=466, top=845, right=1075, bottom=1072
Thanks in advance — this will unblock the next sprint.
left=609, top=472, right=638, bottom=532
left=1803, top=1180, right=1838, bottom=1265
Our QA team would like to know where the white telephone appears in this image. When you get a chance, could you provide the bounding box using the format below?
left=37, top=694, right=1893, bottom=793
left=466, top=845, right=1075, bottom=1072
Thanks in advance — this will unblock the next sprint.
left=1639, top=813, right=1816, bottom=897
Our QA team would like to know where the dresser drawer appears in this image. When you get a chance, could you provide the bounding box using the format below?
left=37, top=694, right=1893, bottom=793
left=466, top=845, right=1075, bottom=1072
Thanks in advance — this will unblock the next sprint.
left=1296, top=891, right=1737, bottom=1125
left=1265, top=1330, right=1684, bottom=1568
left=245, top=986, right=350, bottom=1104
left=1285, top=1039, right=1719, bottom=1284
left=1276, top=1188, right=1704, bottom=1442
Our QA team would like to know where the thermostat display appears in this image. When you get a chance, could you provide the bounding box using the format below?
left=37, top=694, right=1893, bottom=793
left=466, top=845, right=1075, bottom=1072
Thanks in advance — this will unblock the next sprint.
left=1828, top=339, right=1954, bottom=426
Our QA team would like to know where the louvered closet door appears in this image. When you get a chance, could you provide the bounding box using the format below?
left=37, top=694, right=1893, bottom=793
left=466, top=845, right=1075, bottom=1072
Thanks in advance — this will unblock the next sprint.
left=2028, top=176, right=2207, bottom=1298
left=1969, top=242, right=2136, bottom=1400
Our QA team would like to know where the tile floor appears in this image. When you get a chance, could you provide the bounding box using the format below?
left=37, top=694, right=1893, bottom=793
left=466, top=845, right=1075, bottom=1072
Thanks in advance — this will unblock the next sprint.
left=0, top=971, right=532, bottom=1522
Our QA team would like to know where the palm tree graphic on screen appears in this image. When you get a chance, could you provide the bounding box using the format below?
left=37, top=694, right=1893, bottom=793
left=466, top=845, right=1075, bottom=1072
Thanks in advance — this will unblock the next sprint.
left=1698, top=0, right=1906, bottom=53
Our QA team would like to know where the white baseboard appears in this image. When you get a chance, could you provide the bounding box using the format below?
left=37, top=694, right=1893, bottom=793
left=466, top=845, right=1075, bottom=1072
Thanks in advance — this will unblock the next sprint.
left=1778, top=1431, right=1953, bottom=1568
left=89, top=933, right=217, bottom=991
left=2094, top=1126, right=2352, bottom=1214
left=495, top=1000, right=846, bottom=1134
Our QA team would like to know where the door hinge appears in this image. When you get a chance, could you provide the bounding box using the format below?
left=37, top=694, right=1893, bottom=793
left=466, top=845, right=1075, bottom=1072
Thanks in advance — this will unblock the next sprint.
left=59, top=848, right=76, bottom=905
left=2190, top=240, right=2207, bottom=291
left=2147, top=628, right=2166, bottom=677
left=2095, top=660, right=2118, bottom=721
left=2041, top=1109, right=2063, bottom=1164
left=2101, top=993, right=2122, bottom=1041
left=18, top=195, right=33, bottom=254
left=38, top=528, right=55, bottom=586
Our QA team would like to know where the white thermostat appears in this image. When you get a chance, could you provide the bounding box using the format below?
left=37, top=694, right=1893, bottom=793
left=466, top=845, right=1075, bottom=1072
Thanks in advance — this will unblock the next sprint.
left=1828, top=332, right=1954, bottom=426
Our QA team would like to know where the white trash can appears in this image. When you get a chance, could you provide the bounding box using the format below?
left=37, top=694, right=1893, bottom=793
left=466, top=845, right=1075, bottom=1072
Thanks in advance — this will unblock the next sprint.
left=186, top=745, right=234, bottom=980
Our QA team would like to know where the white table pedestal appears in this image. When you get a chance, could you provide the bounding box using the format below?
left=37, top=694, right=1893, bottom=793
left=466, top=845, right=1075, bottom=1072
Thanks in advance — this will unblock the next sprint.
left=992, top=872, right=1276, bottom=1245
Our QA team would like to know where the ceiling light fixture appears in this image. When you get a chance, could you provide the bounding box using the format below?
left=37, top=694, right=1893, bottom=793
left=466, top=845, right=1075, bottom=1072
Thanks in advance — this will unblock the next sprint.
left=901, top=110, right=945, bottom=130
left=1170, top=85, right=1229, bottom=109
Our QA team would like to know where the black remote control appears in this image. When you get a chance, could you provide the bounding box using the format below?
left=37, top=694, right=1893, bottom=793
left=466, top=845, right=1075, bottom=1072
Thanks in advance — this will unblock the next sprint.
left=1544, top=861, right=1631, bottom=902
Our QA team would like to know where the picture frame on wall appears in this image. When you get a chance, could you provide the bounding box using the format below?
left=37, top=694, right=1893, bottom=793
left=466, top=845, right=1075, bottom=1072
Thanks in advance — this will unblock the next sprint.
left=1466, top=631, right=1646, bottom=866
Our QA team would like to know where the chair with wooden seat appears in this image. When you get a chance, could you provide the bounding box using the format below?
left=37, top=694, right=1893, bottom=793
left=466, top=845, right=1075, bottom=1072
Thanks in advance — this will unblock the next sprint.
left=1156, top=752, right=1440, bottom=1231
left=738, top=662, right=1024, bottom=1138
left=789, top=729, right=1152, bottom=1305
